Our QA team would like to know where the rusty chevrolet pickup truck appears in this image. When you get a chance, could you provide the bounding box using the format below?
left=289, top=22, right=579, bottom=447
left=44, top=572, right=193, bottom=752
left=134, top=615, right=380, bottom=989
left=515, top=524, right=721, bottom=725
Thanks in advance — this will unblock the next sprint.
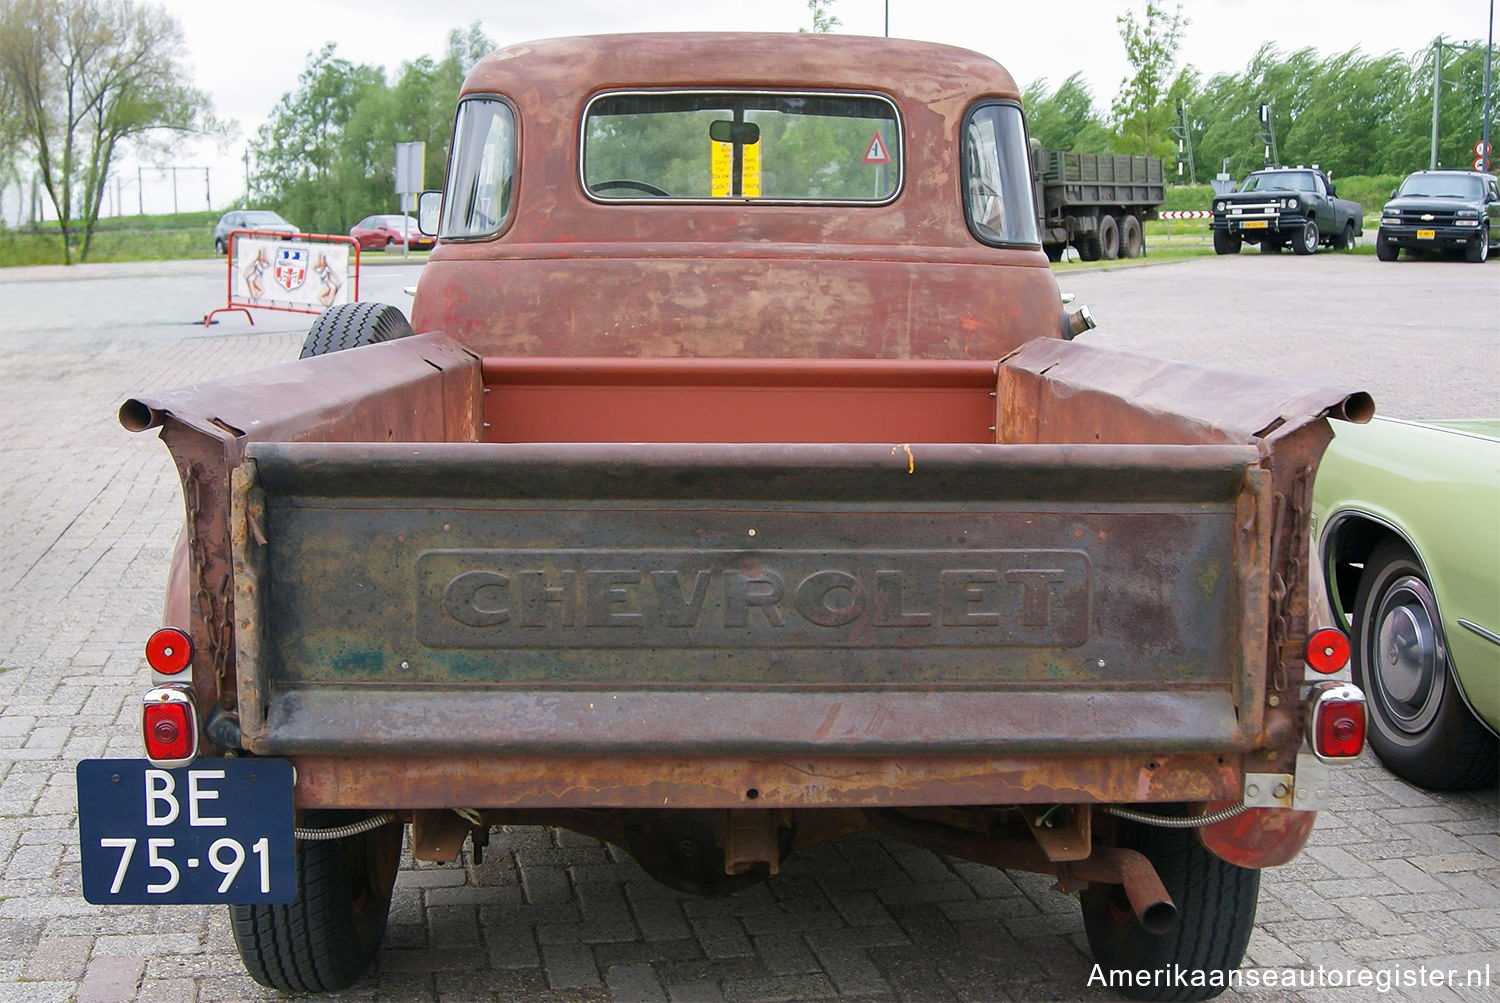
left=80, top=33, right=1375, bottom=1001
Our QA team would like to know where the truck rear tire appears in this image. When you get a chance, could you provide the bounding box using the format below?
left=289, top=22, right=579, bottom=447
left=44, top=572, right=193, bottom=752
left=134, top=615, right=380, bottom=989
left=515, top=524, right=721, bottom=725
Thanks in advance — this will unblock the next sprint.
left=300, top=302, right=414, bottom=358
left=230, top=811, right=402, bottom=992
left=1333, top=220, right=1356, bottom=250
left=1212, top=229, right=1241, bottom=255
left=1098, top=214, right=1120, bottom=260
left=1081, top=811, right=1259, bottom=1002
left=1121, top=215, right=1143, bottom=258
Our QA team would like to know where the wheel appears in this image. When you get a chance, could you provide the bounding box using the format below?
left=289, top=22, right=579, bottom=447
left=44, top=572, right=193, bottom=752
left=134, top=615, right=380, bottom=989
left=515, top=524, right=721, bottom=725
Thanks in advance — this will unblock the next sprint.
left=1079, top=235, right=1102, bottom=262
left=1292, top=219, right=1318, bottom=255
left=215, top=237, right=227, bottom=255
left=1212, top=229, right=1241, bottom=255
left=1044, top=244, right=1063, bottom=262
left=384, top=236, right=395, bottom=249
left=1375, top=232, right=1399, bottom=261
left=1333, top=220, right=1356, bottom=250
left=1082, top=809, right=1259, bottom=1001
left=1466, top=233, right=1490, bottom=263
left=300, top=302, right=415, bottom=359
left=230, top=811, right=403, bottom=992
left=1098, top=214, right=1120, bottom=260
left=1351, top=539, right=1499, bottom=790
left=1120, top=214, right=1143, bottom=258
left=592, top=179, right=670, bottom=197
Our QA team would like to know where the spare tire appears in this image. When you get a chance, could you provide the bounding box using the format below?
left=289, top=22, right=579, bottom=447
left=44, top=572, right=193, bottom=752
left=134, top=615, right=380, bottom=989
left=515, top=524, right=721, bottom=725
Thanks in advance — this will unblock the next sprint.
left=300, top=302, right=414, bottom=358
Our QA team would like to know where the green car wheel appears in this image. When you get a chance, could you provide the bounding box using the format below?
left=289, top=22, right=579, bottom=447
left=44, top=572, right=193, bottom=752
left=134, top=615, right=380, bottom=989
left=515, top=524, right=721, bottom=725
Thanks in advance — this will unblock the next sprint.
left=1352, top=539, right=1499, bottom=790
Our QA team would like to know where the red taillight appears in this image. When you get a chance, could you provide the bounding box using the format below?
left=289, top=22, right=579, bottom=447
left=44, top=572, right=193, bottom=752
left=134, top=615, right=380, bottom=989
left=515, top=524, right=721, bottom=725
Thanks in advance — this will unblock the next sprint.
left=142, top=686, right=198, bottom=766
left=1305, top=627, right=1350, bottom=675
left=1308, top=681, right=1366, bottom=761
left=146, top=627, right=193, bottom=675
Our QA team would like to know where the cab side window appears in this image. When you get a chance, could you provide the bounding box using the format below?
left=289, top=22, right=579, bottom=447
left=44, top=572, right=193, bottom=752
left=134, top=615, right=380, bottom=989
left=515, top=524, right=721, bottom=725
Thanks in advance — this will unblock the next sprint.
left=961, top=102, right=1041, bottom=247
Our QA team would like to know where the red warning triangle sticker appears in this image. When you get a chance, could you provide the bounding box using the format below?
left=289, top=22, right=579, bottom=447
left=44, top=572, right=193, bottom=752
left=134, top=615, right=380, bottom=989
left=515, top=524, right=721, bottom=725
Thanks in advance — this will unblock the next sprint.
left=863, top=131, right=890, bottom=164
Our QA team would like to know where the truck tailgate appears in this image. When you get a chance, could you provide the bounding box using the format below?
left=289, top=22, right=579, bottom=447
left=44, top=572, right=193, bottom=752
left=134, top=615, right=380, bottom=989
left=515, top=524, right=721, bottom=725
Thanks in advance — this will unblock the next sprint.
left=233, top=438, right=1269, bottom=756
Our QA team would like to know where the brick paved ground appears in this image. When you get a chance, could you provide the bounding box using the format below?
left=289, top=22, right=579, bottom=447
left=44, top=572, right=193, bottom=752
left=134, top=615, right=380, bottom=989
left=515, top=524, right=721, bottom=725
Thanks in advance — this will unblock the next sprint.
left=0, top=260, right=1496, bottom=1002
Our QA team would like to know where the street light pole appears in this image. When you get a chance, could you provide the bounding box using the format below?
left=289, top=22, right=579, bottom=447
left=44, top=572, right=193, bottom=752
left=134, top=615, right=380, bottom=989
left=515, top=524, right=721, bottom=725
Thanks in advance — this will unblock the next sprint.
left=1431, top=36, right=1443, bottom=169
left=1484, top=0, right=1494, bottom=171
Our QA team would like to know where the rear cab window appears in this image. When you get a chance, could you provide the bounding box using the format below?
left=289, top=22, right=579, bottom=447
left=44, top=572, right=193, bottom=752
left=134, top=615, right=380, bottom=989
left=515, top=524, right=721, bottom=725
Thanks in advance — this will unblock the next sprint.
left=580, top=90, right=901, bottom=203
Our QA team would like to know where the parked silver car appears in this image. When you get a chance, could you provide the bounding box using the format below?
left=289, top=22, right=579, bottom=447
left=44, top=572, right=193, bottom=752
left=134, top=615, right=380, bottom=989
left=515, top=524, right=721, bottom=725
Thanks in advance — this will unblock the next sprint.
left=212, top=209, right=300, bottom=254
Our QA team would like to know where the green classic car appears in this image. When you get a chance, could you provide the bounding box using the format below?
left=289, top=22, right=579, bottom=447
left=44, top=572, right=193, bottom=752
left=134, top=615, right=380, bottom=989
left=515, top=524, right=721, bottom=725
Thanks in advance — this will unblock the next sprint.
left=1312, top=417, right=1499, bottom=790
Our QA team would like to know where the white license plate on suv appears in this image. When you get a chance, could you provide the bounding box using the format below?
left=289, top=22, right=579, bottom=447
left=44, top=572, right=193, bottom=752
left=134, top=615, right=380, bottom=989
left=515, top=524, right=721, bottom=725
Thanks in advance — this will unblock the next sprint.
left=77, top=758, right=295, bottom=904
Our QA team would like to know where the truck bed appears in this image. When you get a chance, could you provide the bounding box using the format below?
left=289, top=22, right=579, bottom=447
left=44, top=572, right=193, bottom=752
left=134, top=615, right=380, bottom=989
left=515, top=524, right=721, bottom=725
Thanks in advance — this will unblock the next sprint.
left=125, top=333, right=1371, bottom=809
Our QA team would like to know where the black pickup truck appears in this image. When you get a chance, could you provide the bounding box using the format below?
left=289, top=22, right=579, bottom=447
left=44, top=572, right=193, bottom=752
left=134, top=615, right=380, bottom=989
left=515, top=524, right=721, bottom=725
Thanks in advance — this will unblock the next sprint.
left=1212, top=167, right=1363, bottom=255
left=1376, top=169, right=1500, bottom=263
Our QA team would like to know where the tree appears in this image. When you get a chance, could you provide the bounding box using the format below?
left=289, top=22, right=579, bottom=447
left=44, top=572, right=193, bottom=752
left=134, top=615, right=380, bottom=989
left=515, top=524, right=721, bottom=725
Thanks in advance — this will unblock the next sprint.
left=0, top=0, right=213, bottom=261
left=251, top=44, right=387, bottom=232
left=1023, top=73, right=1111, bottom=152
left=800, top=0, right=840, bottom=33
left=251, top=24, right=497, bottom=235
left=1111, top=2, right=1189, bottom=159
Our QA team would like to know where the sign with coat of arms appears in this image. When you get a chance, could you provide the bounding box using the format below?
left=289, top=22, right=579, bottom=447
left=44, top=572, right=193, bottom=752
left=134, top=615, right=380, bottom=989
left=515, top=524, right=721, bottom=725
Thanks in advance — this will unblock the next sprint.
left=273, top=247, right=309, bottom=291
left=224, top=234, right=356, bottom=318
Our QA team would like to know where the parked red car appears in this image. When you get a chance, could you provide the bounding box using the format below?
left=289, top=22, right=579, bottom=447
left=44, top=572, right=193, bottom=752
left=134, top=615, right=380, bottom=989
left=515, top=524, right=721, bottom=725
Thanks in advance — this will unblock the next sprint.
left=349, top=214, right=434, bottom=251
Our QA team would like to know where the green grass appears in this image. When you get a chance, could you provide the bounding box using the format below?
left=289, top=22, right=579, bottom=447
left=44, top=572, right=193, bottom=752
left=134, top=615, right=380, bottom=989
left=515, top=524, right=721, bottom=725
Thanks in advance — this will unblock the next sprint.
left=1051, top=213, right=1381, bottom=271
left=0, top=210, right=220, bottom=266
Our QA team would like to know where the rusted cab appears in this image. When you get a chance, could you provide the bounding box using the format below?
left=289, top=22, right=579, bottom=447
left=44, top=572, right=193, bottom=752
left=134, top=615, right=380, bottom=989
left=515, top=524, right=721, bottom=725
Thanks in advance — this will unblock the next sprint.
left=411, top=32, right=1066, bottom=359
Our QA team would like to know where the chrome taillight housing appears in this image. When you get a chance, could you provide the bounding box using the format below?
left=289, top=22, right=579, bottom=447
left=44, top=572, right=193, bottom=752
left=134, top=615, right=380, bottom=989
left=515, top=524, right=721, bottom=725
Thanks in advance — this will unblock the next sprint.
left=1307, top=681, right=1366, bottom=762
left=142, top=685, right=199, bottom=768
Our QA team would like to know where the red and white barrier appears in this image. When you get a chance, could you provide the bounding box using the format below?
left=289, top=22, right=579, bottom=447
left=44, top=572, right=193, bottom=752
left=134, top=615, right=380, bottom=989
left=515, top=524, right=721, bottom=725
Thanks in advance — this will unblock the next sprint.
left=205, top=229, right=361, bottom=327
left=1159, top=210, right=1212, bottom=219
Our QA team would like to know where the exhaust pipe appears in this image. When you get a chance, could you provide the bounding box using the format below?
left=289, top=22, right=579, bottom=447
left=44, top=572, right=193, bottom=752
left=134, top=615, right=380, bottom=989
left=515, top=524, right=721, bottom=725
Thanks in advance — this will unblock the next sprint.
left=865, top=808, right=1177, bottom=934
left=1068, top=847, right=1178, bottom=934
left=1064, top=305, right=1097, bottom=340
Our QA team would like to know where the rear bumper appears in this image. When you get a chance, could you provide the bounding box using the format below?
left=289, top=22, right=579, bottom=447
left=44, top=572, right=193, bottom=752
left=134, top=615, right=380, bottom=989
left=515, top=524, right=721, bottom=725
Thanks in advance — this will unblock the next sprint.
left=283, top=749, right=1245, bottom=810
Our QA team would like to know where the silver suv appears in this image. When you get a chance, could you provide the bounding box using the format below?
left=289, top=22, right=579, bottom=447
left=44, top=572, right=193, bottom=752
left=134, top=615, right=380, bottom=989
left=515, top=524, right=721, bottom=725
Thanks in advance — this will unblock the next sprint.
left=211, top=209, right=299, bottom=254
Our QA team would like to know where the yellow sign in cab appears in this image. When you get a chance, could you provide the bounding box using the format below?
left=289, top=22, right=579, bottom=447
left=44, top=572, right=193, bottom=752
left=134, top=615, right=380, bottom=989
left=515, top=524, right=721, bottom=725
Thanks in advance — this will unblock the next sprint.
left=711, top=139, right=761, bottom=197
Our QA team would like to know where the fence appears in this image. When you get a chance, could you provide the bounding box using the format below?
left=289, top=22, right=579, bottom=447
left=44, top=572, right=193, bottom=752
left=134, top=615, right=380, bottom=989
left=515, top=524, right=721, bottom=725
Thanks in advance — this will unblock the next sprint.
left=2, top=164, right=243, bottom=229
left=1157, top=210, right=1214, bottom=241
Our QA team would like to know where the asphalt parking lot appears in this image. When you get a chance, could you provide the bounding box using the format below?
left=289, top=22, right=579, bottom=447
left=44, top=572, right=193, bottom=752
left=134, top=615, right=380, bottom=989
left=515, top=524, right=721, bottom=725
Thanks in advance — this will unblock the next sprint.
left=0, top=253, right=1495, bottom=1002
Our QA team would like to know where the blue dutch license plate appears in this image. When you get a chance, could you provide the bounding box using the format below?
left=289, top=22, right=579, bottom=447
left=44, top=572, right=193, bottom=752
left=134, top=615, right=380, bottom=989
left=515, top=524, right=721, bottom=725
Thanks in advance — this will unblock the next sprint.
left=77, top=758, right=295, bottom=904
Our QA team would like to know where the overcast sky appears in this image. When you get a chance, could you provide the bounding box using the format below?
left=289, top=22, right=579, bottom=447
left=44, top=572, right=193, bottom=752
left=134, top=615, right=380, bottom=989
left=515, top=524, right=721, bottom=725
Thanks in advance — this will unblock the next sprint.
left=64, top=0, right=1500, bottom=215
